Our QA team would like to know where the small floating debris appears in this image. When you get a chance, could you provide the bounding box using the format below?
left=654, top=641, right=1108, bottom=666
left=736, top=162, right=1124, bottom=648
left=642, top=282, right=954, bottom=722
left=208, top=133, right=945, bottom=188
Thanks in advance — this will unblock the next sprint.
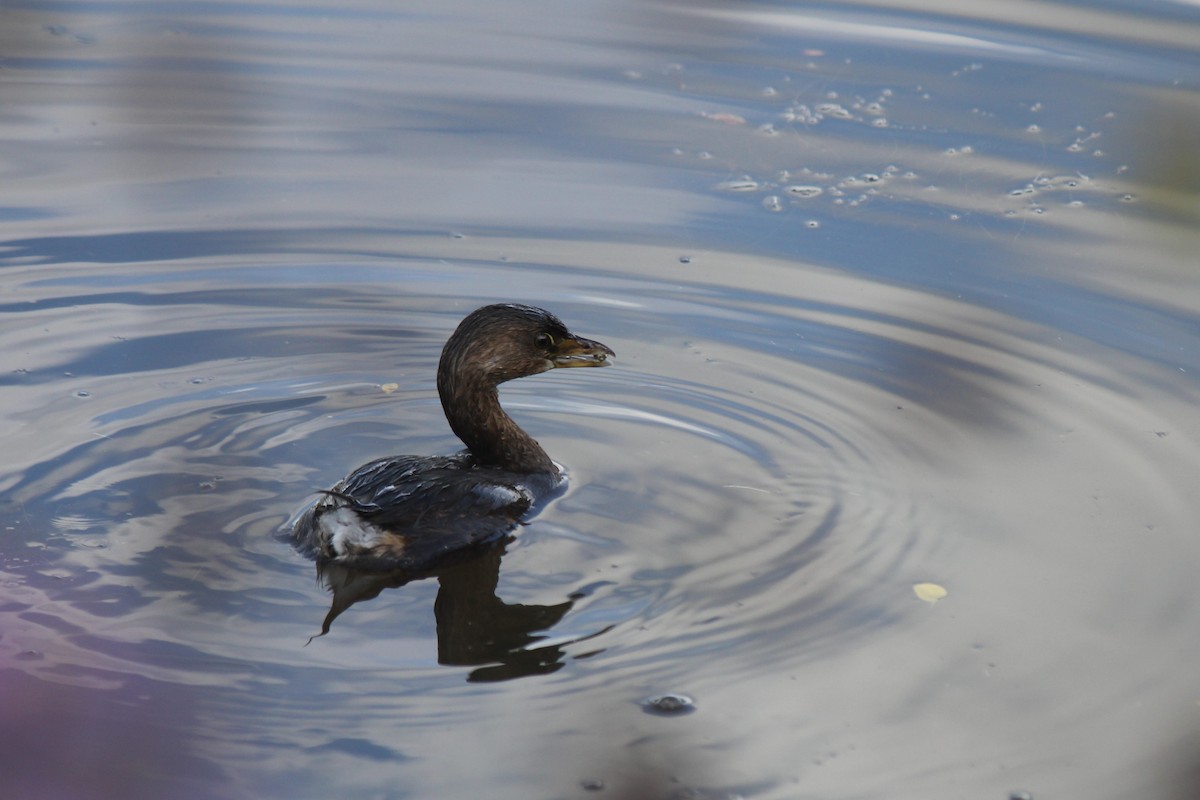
left=700, top=111, right=746, bottom=125
left=814, top=102, right=853, bottom=119
left=913, top=582, right=948, bottom=603
left=714, top=178, right=760, bottom=192
left=722, top=484, right=772, bottom=495
left=640, top=692, right=696, bottom=716
left=380, top=383, right=399, bottom=394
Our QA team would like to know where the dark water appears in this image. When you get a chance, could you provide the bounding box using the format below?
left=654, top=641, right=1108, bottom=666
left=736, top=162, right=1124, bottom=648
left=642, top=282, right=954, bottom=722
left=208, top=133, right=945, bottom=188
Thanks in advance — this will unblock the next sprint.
left=3, top=1, right=1200, bottom=798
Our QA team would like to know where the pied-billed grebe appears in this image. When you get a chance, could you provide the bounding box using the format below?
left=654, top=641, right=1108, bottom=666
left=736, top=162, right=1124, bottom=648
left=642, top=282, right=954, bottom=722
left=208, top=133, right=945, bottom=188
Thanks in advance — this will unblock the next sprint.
left=292, top=303, right=614, bottom=572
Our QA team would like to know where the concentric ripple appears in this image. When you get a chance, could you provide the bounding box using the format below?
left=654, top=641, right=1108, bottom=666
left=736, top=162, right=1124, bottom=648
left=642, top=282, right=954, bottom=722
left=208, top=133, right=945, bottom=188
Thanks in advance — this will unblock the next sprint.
left=3, top=221, right=1199, bottom=797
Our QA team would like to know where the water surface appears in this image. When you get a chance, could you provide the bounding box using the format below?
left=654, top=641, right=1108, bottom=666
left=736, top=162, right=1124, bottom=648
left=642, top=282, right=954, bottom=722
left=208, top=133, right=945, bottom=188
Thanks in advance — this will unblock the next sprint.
left=2, top=1, right=1200, bottom=798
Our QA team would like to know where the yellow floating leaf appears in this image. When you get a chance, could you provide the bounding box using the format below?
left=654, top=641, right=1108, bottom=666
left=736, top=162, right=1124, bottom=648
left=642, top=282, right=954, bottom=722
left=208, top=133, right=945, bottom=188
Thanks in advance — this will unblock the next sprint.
left=380, top=383, right=399, bottom=394
left=913, top=582, right=947, bottom=603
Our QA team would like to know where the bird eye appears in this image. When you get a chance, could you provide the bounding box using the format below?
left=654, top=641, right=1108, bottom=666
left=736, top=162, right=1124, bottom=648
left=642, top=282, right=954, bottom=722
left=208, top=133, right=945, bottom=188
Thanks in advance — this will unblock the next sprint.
left=536, top=332, right=555, bottom=349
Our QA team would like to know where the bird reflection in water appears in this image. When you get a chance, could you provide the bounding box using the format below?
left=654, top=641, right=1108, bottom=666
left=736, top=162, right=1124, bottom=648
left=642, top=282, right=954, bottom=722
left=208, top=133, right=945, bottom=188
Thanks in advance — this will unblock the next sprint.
left=313, top=541, right=592, bottom=681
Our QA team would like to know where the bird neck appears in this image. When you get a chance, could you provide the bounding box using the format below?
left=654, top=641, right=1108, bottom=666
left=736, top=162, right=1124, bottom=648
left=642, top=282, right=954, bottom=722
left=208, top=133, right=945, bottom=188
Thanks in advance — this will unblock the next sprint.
left=438, top=371, right=556, bottom=474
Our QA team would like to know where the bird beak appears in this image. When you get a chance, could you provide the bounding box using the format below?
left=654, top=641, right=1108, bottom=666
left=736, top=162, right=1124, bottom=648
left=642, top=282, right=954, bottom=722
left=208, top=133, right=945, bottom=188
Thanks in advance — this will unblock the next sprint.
left=551, top=335, right=615, bottom=368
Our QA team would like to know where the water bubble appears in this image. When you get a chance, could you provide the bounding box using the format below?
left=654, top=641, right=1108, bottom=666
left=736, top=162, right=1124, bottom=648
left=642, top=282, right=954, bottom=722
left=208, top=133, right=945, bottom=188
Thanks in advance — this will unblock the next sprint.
left=640, top=692, right=696, bottom=715
left=1009, top=792, right=1034, bottom=800
left=75, top=390, right=91, bottom=398
left=1026, top=124, right=1041, bottom=133
left=816, top=103, right=853, bottom=119
left=679, top=256, right=692, bottom=264
left=762, top=195, right=783, bottom=212
left=581, top=779, right=605, bottom=792
left=715, top=179, right=760, bottom=192
left=805, top=220, right=820, bottom=229
left=784, top=104, right=820, bottom=125
left=785, top=185, right=823, bottom=198
left=872, top=117, right=889, bottom=127
left=761, top=86, right=777, bottom=97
